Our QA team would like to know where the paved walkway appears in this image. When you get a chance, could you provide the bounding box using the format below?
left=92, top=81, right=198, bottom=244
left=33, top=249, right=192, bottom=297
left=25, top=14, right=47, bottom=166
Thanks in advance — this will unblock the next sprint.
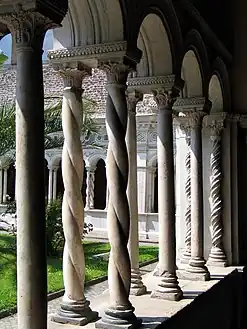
left=0, top=262, right=243, bottom=329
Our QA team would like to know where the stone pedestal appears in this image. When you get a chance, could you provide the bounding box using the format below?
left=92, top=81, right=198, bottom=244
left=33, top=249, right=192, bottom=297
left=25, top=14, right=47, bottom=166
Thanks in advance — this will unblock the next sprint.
left=50, top=62, right=98, bottom=326
left=150, top=87, right=182, bottom=301
left=126, top=90, right=147, bottom=297
left=183, top=112, right=210, bottom=281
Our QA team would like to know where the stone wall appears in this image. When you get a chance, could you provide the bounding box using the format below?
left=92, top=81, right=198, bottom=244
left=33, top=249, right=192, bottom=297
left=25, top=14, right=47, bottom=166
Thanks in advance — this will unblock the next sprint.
left=0, top=62, right=156, bottom=115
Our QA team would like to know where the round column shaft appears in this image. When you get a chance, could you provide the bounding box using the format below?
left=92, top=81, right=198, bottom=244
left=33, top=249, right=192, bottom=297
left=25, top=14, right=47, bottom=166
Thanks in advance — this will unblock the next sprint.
left=95, top=61, right=141, bottom=329
left=185, top=112, right=210, bottom=281
left=52, top=167, right=58, bottom=200
left=126, top=90, right=147, bottom=296
left=48, top=167, right=53, bottom=202
left=3, top=168, right=8, bottom=203
left=207, top=122, right=227, bottom=267
left=151, top=88, right=182, bottom=301
left=50, top=63, right=98, bottom=326
left=2, top=11, right=55, bottom=329
left=181, top=131, right=192, bottom=264
left=0, top=169, right=3, bottom=204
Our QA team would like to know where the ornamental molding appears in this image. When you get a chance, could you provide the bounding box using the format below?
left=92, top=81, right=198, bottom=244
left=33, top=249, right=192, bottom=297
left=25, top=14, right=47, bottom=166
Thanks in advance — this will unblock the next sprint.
left=127, top=75, right=176, bottom=94
left=48, top=41, right=141, bottom=68
left=173, top=97, right=205, bottom=111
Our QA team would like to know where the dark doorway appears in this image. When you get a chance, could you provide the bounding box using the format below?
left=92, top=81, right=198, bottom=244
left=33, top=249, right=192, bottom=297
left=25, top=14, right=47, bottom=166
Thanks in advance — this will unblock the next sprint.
left=7, top=163, right=15, bottom=200
left=94, top=159, right=107, bottom=210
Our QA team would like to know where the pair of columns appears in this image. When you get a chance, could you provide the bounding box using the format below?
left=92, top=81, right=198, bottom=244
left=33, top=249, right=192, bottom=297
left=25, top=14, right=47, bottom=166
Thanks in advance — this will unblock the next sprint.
left=0, top=167, right=9, bottom=203
left=48, top=166, right=58, bottom=202
left=181, top=115, right=227, bottom=269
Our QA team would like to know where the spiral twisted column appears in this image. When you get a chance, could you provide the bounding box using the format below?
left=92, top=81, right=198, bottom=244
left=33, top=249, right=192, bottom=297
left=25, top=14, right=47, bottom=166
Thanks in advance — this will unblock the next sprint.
left=207, top=122, right=227, bottom=267
left=85, top=167, right=96, bottom=210
left=126, top=90, right=147, bottom=296
left=96, top=62, right=141, bottom=329
left=184, top=111, right=210, bottom=281
left=51, top=62, right=98, bottom=326
left=181, top=129, right=192, bottom=264
left=151, top=87, right=183, bottom=301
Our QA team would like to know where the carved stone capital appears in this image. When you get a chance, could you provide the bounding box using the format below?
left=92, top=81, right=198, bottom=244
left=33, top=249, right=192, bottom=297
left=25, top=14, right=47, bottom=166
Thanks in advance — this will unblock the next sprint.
left=152, top=86, right=180, bottom=110
left=86, top=166, right=96, bottom=173
left=0, top=9, right=57, bottom=51
left=99, top=61, right=133, bottom=87
left=126, top=90, right=143, bottom=116
left=203, top=113, right=227, bottom=138
left=187, top=111, right=206, bottom=128
left=53, top=62, right=91, bottom=89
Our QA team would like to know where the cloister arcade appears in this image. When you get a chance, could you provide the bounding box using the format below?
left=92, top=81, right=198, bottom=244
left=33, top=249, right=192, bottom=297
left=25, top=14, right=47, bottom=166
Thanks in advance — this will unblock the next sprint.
left=0, top=0, right=243, bottom=329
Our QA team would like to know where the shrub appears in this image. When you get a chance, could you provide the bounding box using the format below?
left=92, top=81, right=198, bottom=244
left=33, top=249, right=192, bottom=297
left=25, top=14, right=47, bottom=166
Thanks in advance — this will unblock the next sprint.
left=2, top=197, right=94, bottom=257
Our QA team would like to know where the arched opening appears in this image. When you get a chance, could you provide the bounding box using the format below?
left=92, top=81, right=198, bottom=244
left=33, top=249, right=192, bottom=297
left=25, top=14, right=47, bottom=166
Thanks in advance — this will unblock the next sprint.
left=137, top=13, right=173, bottom=77
left=208, top=74, right=223, bottom=113
left=7, top=163, right=15, bottom=200
left=181, top=50, right=203, bottom=98
left=53, top=0, right=124, bottom=49
left=44, top=159, right=49, bottom=201
left=94, top=159, right=107, bottom=210
left=0, top=34, right=12, bottom=64
left=153, top=164, right=158, bottom=213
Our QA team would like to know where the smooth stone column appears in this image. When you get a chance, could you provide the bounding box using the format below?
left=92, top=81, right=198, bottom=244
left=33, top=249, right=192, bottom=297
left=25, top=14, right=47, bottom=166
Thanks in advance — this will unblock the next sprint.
left=0, top=169, right=3, bottom=204
left=96, top=61, right=141, bottom=329
left=50, top=62, right=98, bottom=326
left=207, top=121, right=227, bottom=267
left=85, top=166, right=96, bottom=210
left=48, top=166, right=53, bottom=203
left=3, top=168, right=8, bottom=203
left=151, top=88, right=182, bottom=301
left=126, top=90, right=147, bottom=296
left=52, top=166, right=58, bottom=200
left=180, top=129, right=192, bottom=264
left=183, top=112, right=210, bottom=281
left=1, top=11, right=55, bottom=329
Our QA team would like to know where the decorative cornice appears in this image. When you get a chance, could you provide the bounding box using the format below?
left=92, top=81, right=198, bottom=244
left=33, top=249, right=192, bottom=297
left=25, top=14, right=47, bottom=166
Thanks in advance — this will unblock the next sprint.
left=127, top=75, right=176, bottom=93
left=173, top=97, right=205, bottom=111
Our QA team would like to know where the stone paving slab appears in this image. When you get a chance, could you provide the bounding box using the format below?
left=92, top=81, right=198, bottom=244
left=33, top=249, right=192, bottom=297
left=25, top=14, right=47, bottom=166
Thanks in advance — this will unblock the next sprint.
left=0, top=263, right=242, bottom=329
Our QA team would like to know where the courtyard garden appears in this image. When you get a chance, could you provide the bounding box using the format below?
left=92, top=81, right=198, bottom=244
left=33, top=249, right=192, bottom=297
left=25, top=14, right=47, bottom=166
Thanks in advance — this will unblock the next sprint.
left=0, top=233, right=158, bottom=313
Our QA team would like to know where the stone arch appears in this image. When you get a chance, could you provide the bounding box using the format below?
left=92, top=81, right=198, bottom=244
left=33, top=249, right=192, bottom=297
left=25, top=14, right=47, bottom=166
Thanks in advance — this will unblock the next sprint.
left=136, top=13, right=173, bottom=76
left=53, top=0, right=125, bottom=49
left=209, top=57, right=231, bottom=113
left=94, top=159, right=107, bottom=210
left=87, top=152, right=106, bottom=168
left=181, top=30, right=210, bottom=97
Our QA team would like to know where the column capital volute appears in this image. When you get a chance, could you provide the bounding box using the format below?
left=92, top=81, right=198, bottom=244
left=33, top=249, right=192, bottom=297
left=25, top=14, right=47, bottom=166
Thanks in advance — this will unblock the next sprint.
left=186, top=110, right=206, bottom=128
left=98, top=60, right=134, bottom=87
left=52, top=61, right=91, bottom=89
left=0, top=6, right=64, bottom=51
left=152, top=84, right=181, bottom=111
left=86, top=166, right=96, bottom=173
left=126, top=89, right=143, bottom=116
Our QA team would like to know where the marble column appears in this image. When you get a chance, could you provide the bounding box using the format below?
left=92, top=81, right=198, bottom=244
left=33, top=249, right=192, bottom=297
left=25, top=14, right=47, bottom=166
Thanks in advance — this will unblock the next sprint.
left=207, top=121, right=227, bottom=267
left=52, top=166, right=58, bottom=200
left=3, top=168, right=8, bottom=203
left=0, top=10, right=58, bottom=329
left=105, top=185, right=109, bottom=210
left=180, top=129, right=192, bottom=264
left=0, top=169, right=3, bottom=204
left=48, top=166, right=53, bottom=203
left=151, top=88, right=182, bottom=301
left=85, top=167, right=96, bottom=210
left=126, top=90, right=147, bottom=296
left=51, top=62, right=98, bottom=326
left=184, top=112, right=210, bottom=281
left=96, top=62, right=141, bottom=329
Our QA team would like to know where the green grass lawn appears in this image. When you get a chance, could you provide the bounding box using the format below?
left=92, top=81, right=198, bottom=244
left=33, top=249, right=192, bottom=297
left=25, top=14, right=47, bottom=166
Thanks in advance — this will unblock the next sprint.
left=0, top=234, right=158, bottom=312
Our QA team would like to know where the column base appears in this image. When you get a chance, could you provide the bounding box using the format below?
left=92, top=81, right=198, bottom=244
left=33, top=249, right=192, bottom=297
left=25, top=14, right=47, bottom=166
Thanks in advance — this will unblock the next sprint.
left=95, top=307, right=142, bottom=329
left=151, top=272, right=183, bottom=301
left=153, top=264, right=178, bottom=277
left=207, top=247, right=227, bottom=267
left=178, top=257, right=210, bottom=281
left=51, top=300, right=99, bottom=326
left=180, top=248, right=191, bottom=264
left=130, top=269, right=147, bottom=296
